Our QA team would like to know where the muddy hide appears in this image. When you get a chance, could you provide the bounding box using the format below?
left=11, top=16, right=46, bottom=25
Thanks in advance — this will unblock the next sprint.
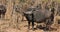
left=33, top=10, right=51, bottom=22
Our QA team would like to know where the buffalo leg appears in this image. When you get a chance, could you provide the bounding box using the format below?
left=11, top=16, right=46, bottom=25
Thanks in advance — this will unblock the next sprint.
left=0, top=13, right=1, bottom=18
left=46, top=18, right=52, bottom=30
left=28, top=21, right=31, bottom=30
left=0, top=11, right=1, bottom=18
left=2, top=13, right=5, bottom=19
left=32, top=21, right=34, bottom=30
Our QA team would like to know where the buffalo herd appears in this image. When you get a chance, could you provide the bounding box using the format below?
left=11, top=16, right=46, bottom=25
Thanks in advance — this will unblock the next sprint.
left=0, top=2, right=59, bottom=31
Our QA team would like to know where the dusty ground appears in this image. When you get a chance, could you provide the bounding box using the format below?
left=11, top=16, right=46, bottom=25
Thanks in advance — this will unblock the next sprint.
left=0, top=19, right=60, bottom=32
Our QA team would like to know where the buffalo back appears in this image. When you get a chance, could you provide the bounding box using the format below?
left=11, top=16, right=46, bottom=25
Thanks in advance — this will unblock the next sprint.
left=33, top=10, right=51, bottom=22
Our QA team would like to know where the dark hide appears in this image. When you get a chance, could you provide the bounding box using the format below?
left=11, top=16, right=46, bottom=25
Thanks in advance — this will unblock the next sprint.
left=33, top=10, right=51, bottom=22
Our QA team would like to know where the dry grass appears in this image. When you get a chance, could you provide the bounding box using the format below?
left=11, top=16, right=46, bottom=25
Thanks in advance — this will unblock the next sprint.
left=0, top=17, right=60, bottom=32
left=0, top=0, right=60, bottom=32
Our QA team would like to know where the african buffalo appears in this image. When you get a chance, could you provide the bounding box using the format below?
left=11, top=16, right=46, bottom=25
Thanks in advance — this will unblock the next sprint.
left=0, top=5, right=6, bottom=19
left=23, top=7, right=53, bottom=30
